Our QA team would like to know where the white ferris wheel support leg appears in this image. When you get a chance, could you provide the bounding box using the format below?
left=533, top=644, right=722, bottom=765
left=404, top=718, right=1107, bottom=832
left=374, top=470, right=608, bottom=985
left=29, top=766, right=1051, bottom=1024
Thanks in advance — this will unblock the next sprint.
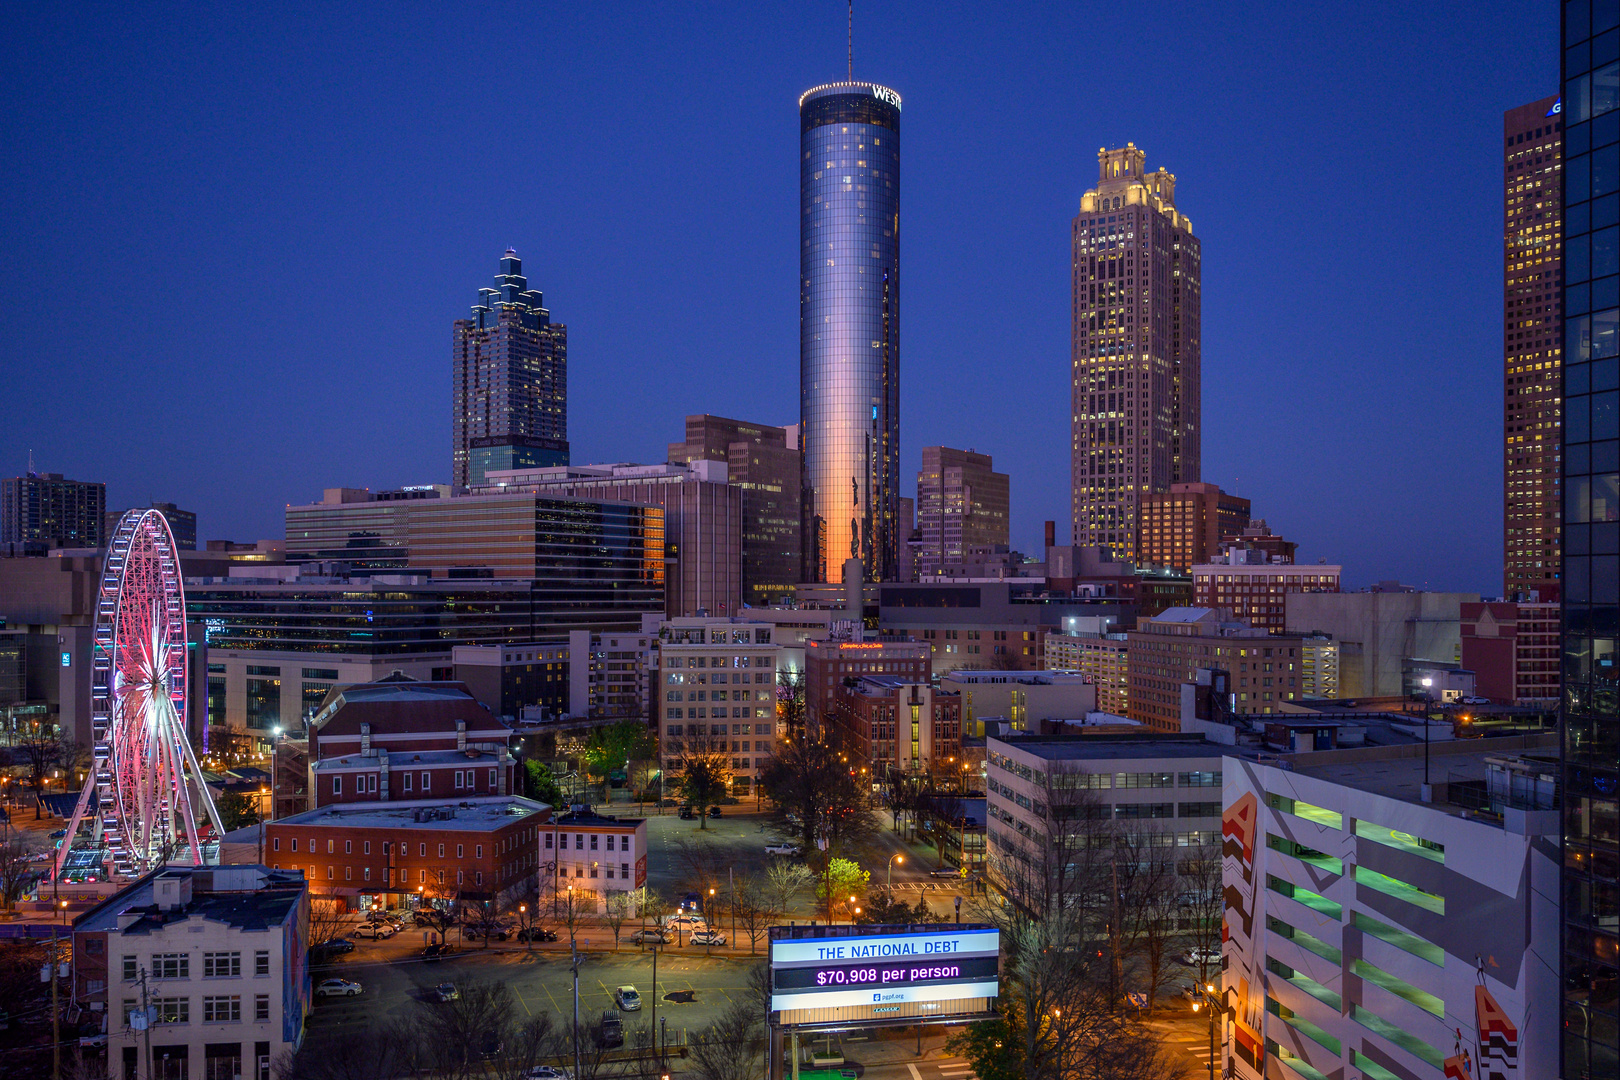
left=172, top=698, right=227, bottom=858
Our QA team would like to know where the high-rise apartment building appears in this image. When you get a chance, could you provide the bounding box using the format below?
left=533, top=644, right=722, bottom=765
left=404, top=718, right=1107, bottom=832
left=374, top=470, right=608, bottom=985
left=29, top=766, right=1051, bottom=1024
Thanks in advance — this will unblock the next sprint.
left=1560, top=12, right=1618, bottom=1074
left=1505, top=97, right=1565, bottom=600
left=1071, top=144, right=1200, bottom=561
left=452, top=250, right=568, bottom=489
left=1136, top=481, right=1249, bottom=572
left=107, top=501, right=196, bottom=550
left=799, top=82, right=901, bottom=585
left=915, top=447, right=1010, bottom=579
left=669, top=414, right=802, bottom=606
left=1, top=472, right=105, bottom=548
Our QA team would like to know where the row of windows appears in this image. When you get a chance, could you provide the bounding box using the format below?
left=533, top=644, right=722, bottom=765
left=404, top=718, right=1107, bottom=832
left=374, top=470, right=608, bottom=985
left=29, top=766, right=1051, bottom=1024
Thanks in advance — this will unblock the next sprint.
left=123, top=951, right=270, bottom=981
left=122, top=994, right=268, bottom=1026
left=543, top=832, right=633, bottom=851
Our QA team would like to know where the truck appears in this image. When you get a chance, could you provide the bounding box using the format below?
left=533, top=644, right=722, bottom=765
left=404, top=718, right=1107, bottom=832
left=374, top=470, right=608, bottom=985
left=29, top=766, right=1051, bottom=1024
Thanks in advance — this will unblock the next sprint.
left=597, top=1011, right=624, bottom=1048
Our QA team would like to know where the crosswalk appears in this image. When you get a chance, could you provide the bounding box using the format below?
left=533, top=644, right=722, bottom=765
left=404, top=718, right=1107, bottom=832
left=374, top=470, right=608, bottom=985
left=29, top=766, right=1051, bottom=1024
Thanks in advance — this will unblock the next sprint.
left=906, top=1058, right=978, bottom=1080
left=1160, top=1030, right=1217, bottom=1068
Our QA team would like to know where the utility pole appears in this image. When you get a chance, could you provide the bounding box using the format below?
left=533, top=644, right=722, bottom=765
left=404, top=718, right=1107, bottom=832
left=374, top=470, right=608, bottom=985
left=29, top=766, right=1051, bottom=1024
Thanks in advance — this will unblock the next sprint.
left=571, top=939, right=582, bottom=1080
left=650, top=941, right=661, bottom=1067
left=47, top=923, right=60, bottom=1080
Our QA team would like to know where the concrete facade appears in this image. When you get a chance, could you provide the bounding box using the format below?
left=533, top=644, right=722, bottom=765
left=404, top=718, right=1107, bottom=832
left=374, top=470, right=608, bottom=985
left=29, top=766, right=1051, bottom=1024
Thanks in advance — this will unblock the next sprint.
left=1285, top=591, right=1480, bottom=699
left=940, top=670, right=1099, bottom=737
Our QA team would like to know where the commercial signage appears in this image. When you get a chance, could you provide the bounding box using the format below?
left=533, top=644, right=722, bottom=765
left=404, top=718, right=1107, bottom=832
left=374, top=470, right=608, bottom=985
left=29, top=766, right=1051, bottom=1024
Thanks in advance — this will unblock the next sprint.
left=769, top=927, right=998, bottom=1015
left=871, top=85, right=902, bottom=110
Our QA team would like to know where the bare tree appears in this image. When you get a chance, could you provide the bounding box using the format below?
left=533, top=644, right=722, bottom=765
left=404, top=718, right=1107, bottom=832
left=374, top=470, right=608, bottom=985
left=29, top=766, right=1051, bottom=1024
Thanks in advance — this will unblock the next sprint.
left=276, top=1018, right=426, bottom=1080
left=459, top=897, right=508, bottom=948
left=14, top=727, right=68, bottom=816
left=603, top=890, right=633, bottom=948
left=0, top=836, right=43, bottom=909
left=671, top=833, right=730, bottom=901
left=762, top=859, right=814, bottom=918
left=1111, top=826, right=1183, bottom=1011
left=1180, top=842, right=1224, bottom=987
left=306, top=897, right=350, bottom=951
left=415, top=979, right=520, bottom=1079
left=689, top=999, right=765, bottom=1080
left=728, top=872, right=783, bottom=955
left=639, top=888, right=673, bottom=945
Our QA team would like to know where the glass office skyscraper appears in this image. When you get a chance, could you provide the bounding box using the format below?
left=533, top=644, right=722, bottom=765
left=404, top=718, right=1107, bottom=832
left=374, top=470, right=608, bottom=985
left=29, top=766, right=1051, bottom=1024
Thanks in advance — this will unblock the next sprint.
left=1562, top=2, right=1620, bottom=1075
left=799, top=81, right=901, bottom=584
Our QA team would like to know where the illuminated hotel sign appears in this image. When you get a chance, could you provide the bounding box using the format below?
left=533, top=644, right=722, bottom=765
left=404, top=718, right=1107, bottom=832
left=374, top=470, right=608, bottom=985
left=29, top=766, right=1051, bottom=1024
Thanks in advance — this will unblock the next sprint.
left=769, top=927, right=998, bottom=1015
left=872, top=85, right=902, bottom=110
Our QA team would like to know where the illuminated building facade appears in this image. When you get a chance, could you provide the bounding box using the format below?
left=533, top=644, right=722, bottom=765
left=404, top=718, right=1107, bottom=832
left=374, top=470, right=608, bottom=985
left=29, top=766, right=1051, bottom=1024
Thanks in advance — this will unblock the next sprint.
left=1560, top=10, right=1620, bottom=1071
left=915, top=447, right=1009, bottom=580
left=452, top=249, right=568, bottom=489
left=799, top=82, right=901, bottom=585
left=1136, top=481, right=1249, bottom=572
left=1504, top=97, right=1565, bottom=601
left=1071, top=144, right=1200, bottom=561
left=1, top=472, right=104, bottom=548
left=805, top=638, right=928, bottom=740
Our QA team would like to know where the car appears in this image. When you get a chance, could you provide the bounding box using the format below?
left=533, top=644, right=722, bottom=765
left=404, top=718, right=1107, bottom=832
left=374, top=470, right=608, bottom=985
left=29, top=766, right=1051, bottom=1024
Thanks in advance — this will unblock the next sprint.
left=478, top=1030, right=503, bottom=1059
left=421, top=943, right=447, bottom=960
left=516, top=926, right=558, bottom=942
left=48, top=829, right=66, bottom=840
left=315, top=978, right=363, bottom=998
left=354, top=923, right=394, bottom=939
left=314, top=938, right=355, bottom=956
left=464, top=925, right=510, bottom=940
left=929, top=868, right=963, bottom=878
left=525, top=1068, right=572, bottom=1080
left=690, top=930, right=728, bottom=947
left=629, top=929, right=669, bottom=945
left=1184, top=946, right=1220, bottom=966
left=1461, top=696, right=1493, bottom=705
left=765, top=843, right=802, bottom=857
left=708, top=805, right=723, bottom=818
left=678, top=806, right=695, bottom=820
left=597, top=1011, right=624, bottom=1048
left=664, top=914, right=707, bottom=933
left=614, top=985, right=641, bottom=1011
left=436, top=982, right=460, bottom=1002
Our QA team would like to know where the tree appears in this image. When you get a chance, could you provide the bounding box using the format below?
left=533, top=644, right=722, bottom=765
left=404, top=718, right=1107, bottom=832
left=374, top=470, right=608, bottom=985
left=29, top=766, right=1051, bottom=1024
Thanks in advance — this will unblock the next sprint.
left=1111, top=827, right=1184, bottom=1011
left=857, top=888, right=938, bottom=926
left=676, top=747, right=731, bottom=828
left=413, top=900, right=457, bottom=947
left=758, top=736, right=879, bottom=861
left=307, top=897, right=351, bottom=950
left=276, top=1018, right=428, bottom=1080
left=460, top=898, right=507, bottom=949
left=0, top=836, right=43, bottom=909
left=216, top=789, right=259, bottom=832
left=814, top=858, right=869, bottom=920
left=604, top=890, right=633, bottom=948
left=762, top=860, right=813, bottom=919
left=14, top=727, right=68, bottom=816
left=671, top=833, right=730, bottom=901
left=1180, top=843, right=1223, bottom=987
left=775, top=670, right=805, bottom=741
left=689, top=1000, right=765, bottom=1080
left=581, top=719, right=655, bottom=782
left=728, top=873, right=783, bottom=955
left=639, top=888, right=673, bottom=946
left=524, top=759, right=563, bottom=808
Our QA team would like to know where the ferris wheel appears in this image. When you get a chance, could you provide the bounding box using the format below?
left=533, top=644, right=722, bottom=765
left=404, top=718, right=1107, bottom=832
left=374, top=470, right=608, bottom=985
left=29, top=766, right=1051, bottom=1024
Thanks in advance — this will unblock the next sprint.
left=55, top=509, right=225, bottom=882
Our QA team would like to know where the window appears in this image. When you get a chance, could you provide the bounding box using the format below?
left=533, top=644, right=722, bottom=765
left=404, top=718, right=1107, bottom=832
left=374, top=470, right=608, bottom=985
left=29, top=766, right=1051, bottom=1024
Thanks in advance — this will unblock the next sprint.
left=622, top=862, right=630, bottom=878
left=203, top=952, right=240, bottom=978
left=344, top=840, right=352, bottom=854
left=363, top=867, right=370, bottom=882
left=154, top=996, right=189, bottom=1024
left=403, top=773, right=413, bottom=792
left=438, top=844, right=445, bottom=858
left=363, top=841, right=370, bottom=855
left=590, top=835, right=599, bottom=850
left=254, top=951, right=270, bottom=976
left=254, top=994, right=271, bottom=1022
left=455, top=771, right=464, bottom=790
left=153, top=953, right=189, bottom=980
left=475, top=845, right=483, bottom=858
left=326, top=839, right=333, bottom=854
left=272, top=838, right=280, bottom=852
left=421, top=772, right=429, bottom=790
left=575, top=835, right=584, bottom=849
left=332, top=776, right=342, bottom=796
left=489, top=768, right=497, bottom=788
left=545, top=833, right=553, bottom=849
left=456, top=845, right=463, bottom=858
left=419, top=843, right=426, bottom=857
left=290, top=839, right=297, bottom=852
left=476, top=872, right=483, bottom=885
left=203, top=996, right=242, bottom=1023
left=122, top=956, right=137, bottom=982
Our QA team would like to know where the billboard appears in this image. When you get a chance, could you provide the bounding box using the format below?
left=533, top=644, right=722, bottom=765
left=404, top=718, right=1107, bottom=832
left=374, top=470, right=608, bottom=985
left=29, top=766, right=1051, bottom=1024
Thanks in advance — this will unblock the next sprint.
left=769, top=925, right=999, bottom=1024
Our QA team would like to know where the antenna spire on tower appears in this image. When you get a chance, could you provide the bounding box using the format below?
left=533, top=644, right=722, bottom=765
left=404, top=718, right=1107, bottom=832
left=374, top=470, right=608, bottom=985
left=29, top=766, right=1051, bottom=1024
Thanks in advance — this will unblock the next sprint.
left=848, top=0, right=853, bottom=81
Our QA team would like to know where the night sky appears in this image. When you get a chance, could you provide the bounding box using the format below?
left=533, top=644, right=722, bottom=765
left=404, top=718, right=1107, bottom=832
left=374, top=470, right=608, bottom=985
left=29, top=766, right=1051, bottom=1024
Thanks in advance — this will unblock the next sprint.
left=0, top=3, right=1556, bottom=594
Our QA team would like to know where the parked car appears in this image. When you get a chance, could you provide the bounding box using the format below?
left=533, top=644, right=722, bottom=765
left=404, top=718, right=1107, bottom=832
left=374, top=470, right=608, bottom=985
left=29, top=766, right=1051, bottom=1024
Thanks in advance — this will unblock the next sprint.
left=707, top=805, right=723, bottom=818
left=597, top=1011, right=624, bottom=1048
left=678, top=806, right=695, bottom=820
left=314, top=938, right=355, bottom=957
left=690, top=930, right=728, bottom=947
left=629, top=929, right=669, bottom=945
left=929, top=868, right=963, bottom=879
left=516, top=927, right=558, bottom=942
left=663, top=914, right=707, bottom=934
left=765, top=843, right=802, bottom=857
left=464, top=924, right=511, bottom=941
left=1183, top=946, right=1220, bottom=966
left=354, top=923, right=394, bottom=940
left=436, top=982, right=460, bottom=1002
left=315, top=978, right=363, bottom=998
left=526, top=1068, right=572, bottom=1080
left=614, top=985, right=641, bottom=1011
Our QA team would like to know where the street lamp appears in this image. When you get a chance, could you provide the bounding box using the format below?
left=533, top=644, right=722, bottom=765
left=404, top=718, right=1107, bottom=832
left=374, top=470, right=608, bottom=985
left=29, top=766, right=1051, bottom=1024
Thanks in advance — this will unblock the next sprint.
left=1190, top=982, right=1221, bottom=1080
left=1420, top=677, right=1434, bottom=787
left=887, top=853, right=904, bottom=891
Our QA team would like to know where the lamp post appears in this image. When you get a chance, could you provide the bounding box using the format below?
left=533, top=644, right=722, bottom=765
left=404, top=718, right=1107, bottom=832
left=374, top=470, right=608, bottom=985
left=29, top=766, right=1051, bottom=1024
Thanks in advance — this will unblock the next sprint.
left=1190, top=982, right=1220, bottom=1080
left=1420, top=677, right=1434, bottom=787
left=520, top=904, right=529, bottom=951
left=887, top=853, right=903, bottom=892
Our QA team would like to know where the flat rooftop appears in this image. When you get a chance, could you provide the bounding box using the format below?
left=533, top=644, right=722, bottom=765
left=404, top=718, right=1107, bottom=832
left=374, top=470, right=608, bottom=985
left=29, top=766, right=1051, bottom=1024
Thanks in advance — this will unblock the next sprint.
left=989, top=735, right=1226, bottom=762
left=270, top=795, right=550, bottom=832
left=1293, top=735, right=1558, bottom=817
left=311, top=747, right=505, bottom=772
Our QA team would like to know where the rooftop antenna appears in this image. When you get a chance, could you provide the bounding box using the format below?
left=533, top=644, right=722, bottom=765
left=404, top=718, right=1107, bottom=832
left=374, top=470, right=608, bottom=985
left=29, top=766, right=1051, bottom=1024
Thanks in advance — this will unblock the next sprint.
left=26, top=449, right=33, bottom=476
left=848, top=0, right=853, bottom=81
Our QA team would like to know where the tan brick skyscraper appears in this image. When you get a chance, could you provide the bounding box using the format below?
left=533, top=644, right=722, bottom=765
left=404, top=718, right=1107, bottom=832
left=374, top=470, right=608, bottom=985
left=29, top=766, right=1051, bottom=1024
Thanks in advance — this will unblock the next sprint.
left=1071, top=144, right=1201, bottom=561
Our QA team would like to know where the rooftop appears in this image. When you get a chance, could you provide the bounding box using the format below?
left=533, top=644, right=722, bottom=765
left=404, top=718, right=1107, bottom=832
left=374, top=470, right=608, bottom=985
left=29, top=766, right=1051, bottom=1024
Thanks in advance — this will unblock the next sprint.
left=553, top=809, right=645, bottom=828
left=311, top=746, right=506, bottom=771
left=1292, top=735, right=1559, bottom=818
left=269, top=795, right=550, bottom=832
left=989, top=734, right=1225, bottom=762
left=74, top=866, right=306, bottom=936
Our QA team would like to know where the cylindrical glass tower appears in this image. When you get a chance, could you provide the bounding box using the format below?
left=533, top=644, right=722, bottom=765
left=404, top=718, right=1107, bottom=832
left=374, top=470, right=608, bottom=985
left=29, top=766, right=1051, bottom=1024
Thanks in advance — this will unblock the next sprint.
left=799, top=81, right=901, bottom=584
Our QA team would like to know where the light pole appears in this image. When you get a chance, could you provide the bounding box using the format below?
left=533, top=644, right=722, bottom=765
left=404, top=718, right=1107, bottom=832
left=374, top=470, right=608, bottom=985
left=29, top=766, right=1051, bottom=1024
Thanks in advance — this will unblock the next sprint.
left=1420, top=677, right=1434, bottom=787
left=520, top=904, right=529, bottom=951
left=887, top=853, right=904, bottom=892
left=1190, top=982, right=1220, bottom=1080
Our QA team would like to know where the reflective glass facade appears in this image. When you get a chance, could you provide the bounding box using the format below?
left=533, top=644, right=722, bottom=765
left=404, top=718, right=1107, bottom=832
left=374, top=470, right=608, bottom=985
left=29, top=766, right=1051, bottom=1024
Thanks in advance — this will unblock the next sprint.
left=799, top=82, right=901, bottom=584
left=1564, top=3, right=1620, bottom=1074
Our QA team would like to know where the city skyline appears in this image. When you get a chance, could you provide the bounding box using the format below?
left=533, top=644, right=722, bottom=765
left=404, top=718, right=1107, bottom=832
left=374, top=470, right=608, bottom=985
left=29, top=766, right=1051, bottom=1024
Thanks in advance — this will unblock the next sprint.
left=0, top=3, right=1557, bottom=593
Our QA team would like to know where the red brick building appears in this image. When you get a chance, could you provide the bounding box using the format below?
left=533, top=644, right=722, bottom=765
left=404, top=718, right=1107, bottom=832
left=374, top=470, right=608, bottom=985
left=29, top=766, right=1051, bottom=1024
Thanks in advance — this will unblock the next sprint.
left=1459, top=600, right=1560, bottom=706
left=829, top=676, right=962, bottom=780
left=806, top=639, right=930, bottom=739
left=301, top=681, right=518, bottom=807
left=1192, top=551, right=1341, bottom=633
left=264, top=795, right=550, bottom=909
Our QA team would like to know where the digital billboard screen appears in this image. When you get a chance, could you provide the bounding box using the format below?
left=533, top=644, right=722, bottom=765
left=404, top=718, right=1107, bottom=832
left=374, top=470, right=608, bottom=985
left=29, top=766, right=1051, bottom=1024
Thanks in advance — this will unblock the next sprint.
left=768, top=925, right=999, bottom=1014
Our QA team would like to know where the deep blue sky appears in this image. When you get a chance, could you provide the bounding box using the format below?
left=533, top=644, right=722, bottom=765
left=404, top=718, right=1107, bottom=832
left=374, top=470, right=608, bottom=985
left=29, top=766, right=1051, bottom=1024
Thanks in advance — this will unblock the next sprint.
left=0, top=3, right=1555, bottom=594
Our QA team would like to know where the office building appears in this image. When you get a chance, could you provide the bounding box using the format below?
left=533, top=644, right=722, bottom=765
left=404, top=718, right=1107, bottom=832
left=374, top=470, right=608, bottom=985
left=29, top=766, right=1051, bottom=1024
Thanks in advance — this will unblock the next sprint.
left=1458, top=600, right=1560, bottom=707
left=479, top=462, right=741, bottom=619
left=940, top=670, right=1098, bottom=737
left=1, top=472, right=104, bottom=548
left=452, top=629, right=655, bottom=723
left=72, top=865, right=310, bottom=1080
left=452, top=249, right=568, bottom=489
left=915, top=447, right=1010, bottom=580
left=1071, top=145, right=1201, bottom=561
left=1043, top=631, right=1129, bottom=715
left=1563, top=14, right=1620, bottom=1073
left=1193, top=548, right=1342, bottom=633
left=984, top=735, right=1223, bottom=902
left=827, top=676, right=961, bottom=781
left=1136, top=481, right=1250, bottom=572
left=108, top=502, right=196, bottom=550
left=1126, top=608, right=1304, bottom=731
left=669, top=414, right=802, bottom=607
left=1504, top=97, right=1564, bottom=601
left=1284, top=590, right=1479, bottom=699
left=284, top=487, right=666, bottom=583
left=656, top=617, right=781, bottom=798
left=1221, top=745, right=1557, bottom=1080
left=805, top=638, right=929, bottom=739
left=544, top=808, right=648, bottom=914
left=265, top=795, right=549, bottom=909
left=799, top=81, right=902, bottom=585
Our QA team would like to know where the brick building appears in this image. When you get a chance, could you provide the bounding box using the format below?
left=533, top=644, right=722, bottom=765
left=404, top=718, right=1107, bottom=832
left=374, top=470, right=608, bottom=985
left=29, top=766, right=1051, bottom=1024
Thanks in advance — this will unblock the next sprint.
left=805, top=639, right=931, bottom=739
left=827, top=676, right=962, bottom=781
left=1126, top=608, right=1305, bottom=731
left=264, top=795, right=550, bottom=910
left=1135, top=481, right=1250, bottom=572
left=656, top=617, right=782, bottom=798
left=1192, top=549, right=1341, bottom=633
left=1459, top=600, right=1560, bottom=706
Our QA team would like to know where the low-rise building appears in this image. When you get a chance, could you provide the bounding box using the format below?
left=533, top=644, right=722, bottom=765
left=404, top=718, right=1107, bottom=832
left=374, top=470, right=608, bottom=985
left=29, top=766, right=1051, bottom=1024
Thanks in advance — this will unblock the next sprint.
left=72, top=865, right=310, bottom=1080
left=1193, top=548, right=1341, bottom=633
left=1127, top=608, right=1305, bottom=732
left=264, top=795, right=550, bottom=910
left=1221, top=740, right=1558, bottom=1080
left=829, top=676, right=962, bottom=781
left=1459, top=599, right=1560, bottom=706
left=543, top=807, right=648, bottom=914
left=805, top=638, right=931, bottom=739
left=940, top=670, right=1099, bottom=737
left=1042, top=631, right=1129, bottom=715
left=1284, top=588, right=1480, bottom=699
left=452, top=628, right=656, bottom=723
left=1135, top=481, right=1251, bottom=572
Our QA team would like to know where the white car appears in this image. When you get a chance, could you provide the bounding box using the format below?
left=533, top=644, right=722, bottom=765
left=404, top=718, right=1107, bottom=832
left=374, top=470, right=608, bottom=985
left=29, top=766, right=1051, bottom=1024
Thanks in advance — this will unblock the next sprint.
left=354, top=923, right=394, bottom=939
left=765, top=843, right=802, bottom=857
left=1184, top=946, right=1220, bottom=966
left=526, top=1069, right=572, bottom=1080
left=690, top=930, right=728, bottom=946
left=315, top=978, right=363, bottom=998
left=663, top=914, right=707, bottom=933
left=614, top=985, right=641, bottom=1011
